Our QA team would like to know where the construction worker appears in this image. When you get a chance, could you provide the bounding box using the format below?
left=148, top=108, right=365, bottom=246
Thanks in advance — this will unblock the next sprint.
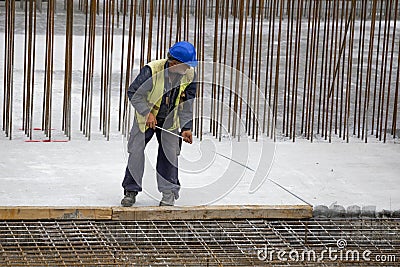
left=121, top=41, right=197, bottom=206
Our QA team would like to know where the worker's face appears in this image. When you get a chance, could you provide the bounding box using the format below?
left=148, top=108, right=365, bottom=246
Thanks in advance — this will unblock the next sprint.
left=168, top=59, right=190, bottom=75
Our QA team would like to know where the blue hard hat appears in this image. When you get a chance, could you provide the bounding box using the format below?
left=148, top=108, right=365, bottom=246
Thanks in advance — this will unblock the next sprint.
left=168, top=41, right=198, bottom=67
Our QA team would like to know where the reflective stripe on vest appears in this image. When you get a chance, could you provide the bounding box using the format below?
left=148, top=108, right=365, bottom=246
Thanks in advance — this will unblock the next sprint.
left=135, top=58, right=194, bottom=132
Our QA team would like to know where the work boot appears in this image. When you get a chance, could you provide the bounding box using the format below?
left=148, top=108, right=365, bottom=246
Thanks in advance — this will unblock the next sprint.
left=159, top=191, right=175, bottom=206
left=121, top=190, right=138, bottom=207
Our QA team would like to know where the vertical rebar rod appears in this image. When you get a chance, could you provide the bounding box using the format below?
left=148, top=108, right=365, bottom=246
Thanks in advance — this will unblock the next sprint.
left=338, top=0, right=347, bottom=138
left=310, top=0, right=322, bottom=142
left=238, top=0, right=250, bottom=141
left=23, top=0, right=32, bottom=137
left=383, top=0, right=398, bottom=142
left=155, top=0, right=162, bottom=59
left=358, top=0, right=368, bottom=141
left=317, top=0, right=328, bottom=136
left=307, top=0, right=318, bottom=140
left=63, top=0, right=73, bottom=139
left=328, top=0, right=339, bottom=142
left=1, top=0, right=399, bottom=143
left=392, top=40, right=399, bottom=139
left=363, top=0, right=378, bottom=143
left=345, top=0, right=356, bottom=143
left=139, top=0, right=147, bottom=68
left=218, top=0, right=229, bottom=142
left=253, top=0, right=264, bottom=141
left=211, top=0, right=219, bottom=137
left=262, top=0, right=272, bottom=135
left=244, top=0, right=254, bottom=138
left=29, top=0, right=37, bottom=140
left=272, top=0, right=284, bottom=142
left=378, top=0, right=392, bottom=141
left=322, top=0, right=332, bottom=139
left=168, top=0, right=174, bottom=50
left=267, top=0, right=277, bottom=138
left=333, top=0, right=340, bottom=137
left=118, top=0, right=127, bottom=131
left=3, top=0, right=15, bottom=139
left=43, top=0, right=55, bottom=139
left=282, top=0, right=291, bottom=136
left=371, top=0, right=384, bottom=136
left=175, top=0, right=182, bottom=42
left=200, top=0, right=206, bottom=141
left=106, top=0, right=115, bottom=140
left=215, top=0, right=224, bottom=139
left=227, top=0, right=237, bottom=136
left=147, top=0, right=154, bottom=62
left=285, top=0, right=295, bottom=138
left=376, top=0, right=387, bottom=140
left=3, top=0, right=9, bottom=134
left=291, top=0, right=303, bottom=142
left=233, top=0, right=245, bottom=140
left=301, top=0, right=313, bottom=136
left=124, top=0, right=138, bottom=137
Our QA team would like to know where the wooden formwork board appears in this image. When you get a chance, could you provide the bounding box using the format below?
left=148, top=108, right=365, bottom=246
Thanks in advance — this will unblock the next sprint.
left=112, top=205, right=313, bottom=220
left=0, top=205, right=313, bottom=220
left=0, top=207, right=112, bottom=220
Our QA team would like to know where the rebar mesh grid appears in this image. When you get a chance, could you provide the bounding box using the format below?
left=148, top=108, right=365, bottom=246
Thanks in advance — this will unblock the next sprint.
left=0, top=219, right=399, bottom=266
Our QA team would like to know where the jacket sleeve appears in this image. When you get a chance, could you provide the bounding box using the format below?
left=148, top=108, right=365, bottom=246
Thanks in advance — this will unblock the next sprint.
left=179, top=71, right=197, bottom=131
left=128, top=66, right=153, bottom=116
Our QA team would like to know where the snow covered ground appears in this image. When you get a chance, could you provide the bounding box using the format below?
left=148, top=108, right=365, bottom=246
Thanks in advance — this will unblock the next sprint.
left=0, top=4, right=399, bottom=212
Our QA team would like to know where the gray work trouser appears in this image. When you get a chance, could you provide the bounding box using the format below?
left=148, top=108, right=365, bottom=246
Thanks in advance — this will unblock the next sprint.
left=122, top=119, right=181, bottom=199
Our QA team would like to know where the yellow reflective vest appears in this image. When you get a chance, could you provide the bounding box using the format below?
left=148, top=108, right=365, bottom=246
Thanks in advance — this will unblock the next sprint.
left=135, top=59, right=195, bottom=132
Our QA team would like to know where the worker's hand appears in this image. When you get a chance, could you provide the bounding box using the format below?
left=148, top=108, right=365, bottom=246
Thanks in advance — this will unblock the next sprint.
left=145, top=112, right=157, bottom=129
left=181, top=130, right=193, bottom=144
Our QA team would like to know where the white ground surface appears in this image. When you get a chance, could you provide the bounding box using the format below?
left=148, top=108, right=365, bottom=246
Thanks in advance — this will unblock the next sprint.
left=0, top=133, right=399, bottom=210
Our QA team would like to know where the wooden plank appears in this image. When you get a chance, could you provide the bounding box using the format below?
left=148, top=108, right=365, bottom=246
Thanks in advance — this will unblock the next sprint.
left=0, top=207, right=112, bottom=220
left=0, top=205, right=312, bottom=220
left=112, top=205, right=313, bottom=221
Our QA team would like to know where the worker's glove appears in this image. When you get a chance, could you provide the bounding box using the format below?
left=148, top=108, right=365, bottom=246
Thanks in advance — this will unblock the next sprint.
left=181, top=129, right=193, bottom=144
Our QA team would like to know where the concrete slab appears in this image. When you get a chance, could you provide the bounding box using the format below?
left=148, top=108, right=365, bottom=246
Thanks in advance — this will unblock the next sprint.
left=0, top=136, right=399, bottom=211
